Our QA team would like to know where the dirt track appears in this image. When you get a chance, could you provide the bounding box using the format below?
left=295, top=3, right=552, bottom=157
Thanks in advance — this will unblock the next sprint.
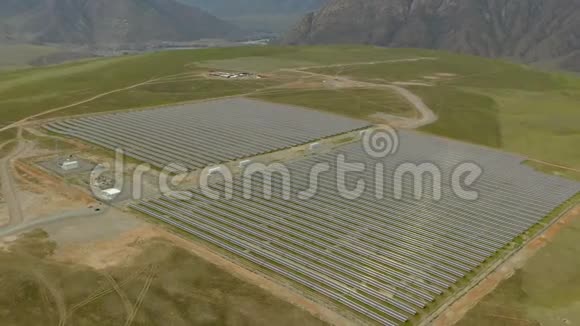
left=0, top=131, right=34, bottom=226
left=55, top=223, right=355, bottom=326
left=283, top=66, right=438, bottom=129
left=382, top=84, right=437, bottom=128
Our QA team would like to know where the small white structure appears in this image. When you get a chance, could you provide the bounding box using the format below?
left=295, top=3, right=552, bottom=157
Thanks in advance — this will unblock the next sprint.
left=359, top=130, right=368, bottom=138
left=309, top=142, right=321, bottom=152
left=59, top=159, right=79, bottom=171
left=207, top=166, right=224, bottom=175
left=239, top=160, right=252, bottom=169
left=100, top=188, right=121, bottom=201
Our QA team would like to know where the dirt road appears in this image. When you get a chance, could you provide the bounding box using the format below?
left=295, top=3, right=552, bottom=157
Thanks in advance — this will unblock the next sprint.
left=0, top=134, right=34, bottom=226
left=383, top=84, right=438, bottom=128
left=299, top=57, right=437, bottom=70
left=0, top=80, right=155, bottom=133
left=0, top=69, right=217, bottom=134
left=283, top=67, right=438, bottom=128
left=0, top=206, right=109, bottom=238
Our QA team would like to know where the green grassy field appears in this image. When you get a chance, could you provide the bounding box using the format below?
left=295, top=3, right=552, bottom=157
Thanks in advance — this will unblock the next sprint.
left=524, top=161, right=580, bottom=182
left=252, top=87, right=415, bottom=119
left=0, top=45, right=578, bottom=168
left=308, top=51, right=569, bottom=91
left=0, top=46, right=414, bottom=127
left=47, top=78, right=280, bottom=118
left=409, top=86, right=502, bottom=147
left=306, top=50, right=580, bottom=168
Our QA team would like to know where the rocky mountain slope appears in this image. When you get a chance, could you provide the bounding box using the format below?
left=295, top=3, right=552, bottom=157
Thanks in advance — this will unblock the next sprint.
left=0, top=0, right=235, bottom=46
left=181, top=0, right=325, bottom=16
left=179, top=0, right=326, bottom=34
left=285, top=0, right=580, bottom=70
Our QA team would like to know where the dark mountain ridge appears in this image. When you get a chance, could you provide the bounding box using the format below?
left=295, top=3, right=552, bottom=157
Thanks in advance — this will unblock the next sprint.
left=0, top=0, right=235, bottom=46
left=180, top=0, right=325, bottom=16
left=285, top=0, right=580, bottom=70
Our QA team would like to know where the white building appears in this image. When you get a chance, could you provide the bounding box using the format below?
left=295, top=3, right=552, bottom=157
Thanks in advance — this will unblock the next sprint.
left=207, top=166, right=224, bottom=175
left=100, top=188, right=121, bottom=201
left=59, top=159, right=79, bottom=171
left=239, top=160, right=252, bottom=169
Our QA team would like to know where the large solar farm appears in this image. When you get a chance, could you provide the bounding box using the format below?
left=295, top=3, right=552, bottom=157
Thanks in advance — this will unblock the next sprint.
left=45, top=98, right=370, bottom=170
left=45, top=98, right=580, bottom=325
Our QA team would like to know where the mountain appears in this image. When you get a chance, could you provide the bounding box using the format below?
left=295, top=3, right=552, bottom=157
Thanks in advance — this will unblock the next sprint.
left=560, top=52, right=580, bottom=72
left=179, top=0, right=326, bottom=34
left=180, top=0, right=325, bottom=16
left=285, top=0, right=580, bottom=71
left=0, top=0, right=235, bottom=46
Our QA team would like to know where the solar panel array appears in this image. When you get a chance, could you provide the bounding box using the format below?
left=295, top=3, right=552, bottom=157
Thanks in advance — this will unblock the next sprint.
left=131, top=131, right=579, bottom=325
left=44, top=98, right=370, bottom=170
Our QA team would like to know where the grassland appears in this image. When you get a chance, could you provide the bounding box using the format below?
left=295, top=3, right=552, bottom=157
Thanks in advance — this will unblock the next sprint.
left=524, top=160, right=580, bottom=182
left=409, top=86, right=502, bottom=147
left=0, top=45, right=578, bottom=325
left=0, top=44, right=60, bottom=71
left=252, top=87, right=415, bottom=119
left=0, top=46, right=414, bottom=128
left=0, top=229, right=326, bottom=326
left=0, top=128, right=18, bottom=143
left=0, top=45, right=578, bottom=169
left=48, top=78, right=280, bottom=118
left=305, top=50, right=580, bottom=168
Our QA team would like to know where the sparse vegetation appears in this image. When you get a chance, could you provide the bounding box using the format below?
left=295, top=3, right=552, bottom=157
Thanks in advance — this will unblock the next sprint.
left=252, top=87, right=414, bottom=119
left=305, top=49, right=580, bottom=168
left=524, top=161, right=580, bottom=182
left=1, top=45, right=578, bottom=168
left=0, top=44, right=578, bottom=326
left=0, top=230, right=326, bottom=326
left=457, top=199, right=580, bottom=326
left=0, top=45, right=577, bottom=192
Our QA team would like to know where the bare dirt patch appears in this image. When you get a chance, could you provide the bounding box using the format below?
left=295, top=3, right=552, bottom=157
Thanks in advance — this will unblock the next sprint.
left=322, top=78, right=361, bottom=89
left=431, top=204, right=580, bottom=326
left=54, top=223, right=353, bottom=326
left=53, top=225, right=160, bottom=269
left=282, top=80, right=325, bottom=89
left=0, top=204, right=8, bottom=227
left=13, top=160, right=96, bottom=222
left=392, top=81, right=433, bottom=87
left=435, top=73, right=458, bottom=77
left=15, top=160, right=93, bottom=203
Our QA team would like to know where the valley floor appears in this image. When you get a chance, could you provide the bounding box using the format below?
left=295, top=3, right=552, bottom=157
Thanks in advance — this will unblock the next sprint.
left=0, top=45, right=578, bottom=325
